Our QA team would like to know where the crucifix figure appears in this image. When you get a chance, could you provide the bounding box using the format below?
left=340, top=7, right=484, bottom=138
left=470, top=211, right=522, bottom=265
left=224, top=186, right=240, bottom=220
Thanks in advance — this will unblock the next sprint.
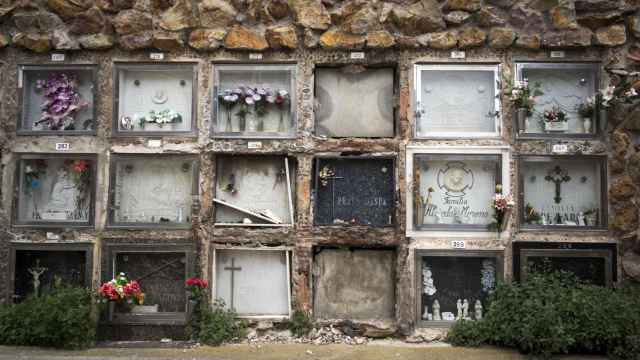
left=224, top=258, right=242, bottom=310
left=28, top=259, right=47, bottom=298
left=545, top=166, right=571, bottom=204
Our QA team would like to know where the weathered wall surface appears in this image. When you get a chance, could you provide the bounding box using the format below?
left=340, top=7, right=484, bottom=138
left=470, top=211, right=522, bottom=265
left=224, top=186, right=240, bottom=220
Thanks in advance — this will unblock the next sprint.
left=0, top=0, right=639, bottom=339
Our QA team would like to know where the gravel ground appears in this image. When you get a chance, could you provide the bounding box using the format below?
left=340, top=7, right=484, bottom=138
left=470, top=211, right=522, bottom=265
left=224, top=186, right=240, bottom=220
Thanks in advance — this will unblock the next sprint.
left=0, top=343, right=608, bottom=360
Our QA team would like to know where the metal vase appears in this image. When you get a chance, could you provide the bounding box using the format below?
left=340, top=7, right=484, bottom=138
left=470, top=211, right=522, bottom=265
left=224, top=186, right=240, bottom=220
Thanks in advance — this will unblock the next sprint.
left=599, top=108, right=608, bottom=133
left=516, top=108, right=528, bottom=135
left=107, top=301, right=115, bottom=322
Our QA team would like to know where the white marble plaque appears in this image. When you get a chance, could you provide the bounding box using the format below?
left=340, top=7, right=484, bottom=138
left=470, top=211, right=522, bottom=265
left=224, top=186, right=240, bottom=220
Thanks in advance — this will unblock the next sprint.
left=522, top=159, right=602, bottom=226
left=117, top=66, right=193, bottom=132
left=316, top=68, right=394, bottom=137
left=215, top=249, right=289, bottom=316
left=417, top=68, right=497, bottom=135
left=215, top=65, right=294, bottom=135
left=113, top=157, right=193, bottom=225
left=523, top=67, right=596, bottom=134
left=21, top=68, right=95, bottom=132
left=17, top=158, right=92, bottom=223
left=416, top=156, right=498, bottom=227
left=215, top=156, right=293, bottom=225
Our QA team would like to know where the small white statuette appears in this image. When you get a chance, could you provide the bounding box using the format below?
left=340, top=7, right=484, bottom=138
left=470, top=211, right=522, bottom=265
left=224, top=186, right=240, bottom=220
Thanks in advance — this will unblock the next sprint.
left=456, top=299, right=463, bottom=320
left=422, top=265, right=437, bottom=296
left=121, top=116, right=134, bottom=130
left=442, top=312, right=455, bottom=321
left=433, top=300, right=441, bottom=321
left=578, top=211, right=586, bottom=226
left=151, top=89, right=168, bottom=104
left=474, top=300, right=483, bottom=320
left=462, top=299, right=470, bottom=320
left=422, top=304, right=429, bottom=320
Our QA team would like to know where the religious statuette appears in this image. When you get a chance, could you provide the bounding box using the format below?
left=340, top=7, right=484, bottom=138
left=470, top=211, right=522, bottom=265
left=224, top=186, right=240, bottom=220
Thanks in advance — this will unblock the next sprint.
left=481, top=260, right=496, bottom=293
left=475, top=300, right=483, bottom=320
left=578, top=211, right=586, bottom=226
left=422, top=304, right=429, bottom=320
left=462, top=299, right=470, bottom=320
left=28, top=259, right=48, bottom=298
left=422, top=265, right=437, bottom=296
left=456, top=299, right=463, bottom=320
left=433, top=300, right=441, bottom=321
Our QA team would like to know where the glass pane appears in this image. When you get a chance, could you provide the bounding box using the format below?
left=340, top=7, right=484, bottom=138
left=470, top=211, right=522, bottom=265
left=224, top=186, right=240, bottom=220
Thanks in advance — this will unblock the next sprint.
left=117, top=65, right=194, bottom=133
left=215, top=65, right=294, bottom=136
left=216, top=250, right=289, bottom=316
left=522, top=67, right=596, bottom=134
left=112, top=157, right=194, bottom=226
left=115, top=252, right=186, bottom=313
left=415, top=155, right=499, bottom=228
left=418, top=69, right=496, bottom=135
left=420, top=256, right=496, bottom=322
left=316, top=68, right=394, bottom=137
left=14, top=250, right=86, bottom=302
left=526, top=256, right=605, bottom=286
left=215, top=156, right=293, bottom=225
left=17, top=158, right=93, bottom=223
left=21, top=67, right=95, bottom=132
left=522, top=159, right=602, bottom=226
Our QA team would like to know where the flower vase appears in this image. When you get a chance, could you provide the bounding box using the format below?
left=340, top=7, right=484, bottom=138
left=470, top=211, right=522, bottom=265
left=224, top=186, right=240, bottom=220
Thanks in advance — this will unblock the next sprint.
left=599, top=108, right=608, bottom=132
left=107, top=301, right=115, bottom=322
left=516, top=108, right=528, bottom=134
left=246, top=116, right=258, bottom=132
left=278, top=111, right=285, bottom=132
left=583, top=117, right=592, bottom=133
left=224, top=109, right=232, bottom=132
left=258, top=117, right=264, bottom=132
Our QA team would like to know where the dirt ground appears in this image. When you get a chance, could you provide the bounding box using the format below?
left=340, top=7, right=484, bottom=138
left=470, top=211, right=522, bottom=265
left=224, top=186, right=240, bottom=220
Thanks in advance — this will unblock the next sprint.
left=0, top=343, right=609, bottom=360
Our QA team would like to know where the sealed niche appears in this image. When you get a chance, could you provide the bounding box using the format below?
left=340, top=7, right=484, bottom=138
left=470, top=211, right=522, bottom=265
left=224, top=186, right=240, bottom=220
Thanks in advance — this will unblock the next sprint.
left=108, top=155, right=198, bottom=228
left=313, top=248, right=395, bottom=320
left=12, top=245, right=91, bottom=303
left=213, top=64, right=296, bottom=138
left=14, top=154, right=95, bottom=226
left=314, top=157, right=394, bottom=226
left=315, top=66, right=394, bottom=137
left=519, top=156, right=606, bottom=229
left=114, top=63, right=196, bottom=135
left=112, top=252, right=187, bottom=320
left=413, top=154, right=501, bottom=230
left=513, top=242, right=616, bottom=287
left=214, top=156, right=295, bottom=226
left=19, top=65, right=96, bottom=133
left=416, top=251, right=503, bottom=326
left=516, top=62, right=600, bottom=136
left=215, top=249, right=291, bottom=317
left=414, top=64, right=500, bottom=137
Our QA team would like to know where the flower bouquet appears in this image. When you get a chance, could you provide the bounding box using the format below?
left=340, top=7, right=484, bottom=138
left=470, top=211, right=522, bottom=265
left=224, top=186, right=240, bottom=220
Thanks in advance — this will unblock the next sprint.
left=541, top=106, right=568, bottom=132
left=98, top=273, right=145, bottom=320
left=186, top=277, right=208, bottom=302
left=138, top=109, right=182, bottom=128
left=503, top=78, right=543, bottom=133
left=488, top=186, right=514, bottom=234
left=34, top=73, right=89, bottom=131
left=218, top=86, right=290, bottom=132
left=577, top=97, right=595, bottom=133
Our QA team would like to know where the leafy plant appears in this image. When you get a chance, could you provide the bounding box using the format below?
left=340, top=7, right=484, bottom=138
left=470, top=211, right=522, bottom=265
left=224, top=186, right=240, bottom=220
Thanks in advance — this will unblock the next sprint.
left=198, top=299, right=247, bottom=346
left=288, top=308, right=313, bottom=337
left=0, top=287, right=95, bottom=349
left=446, top=320, right=488, bottom=347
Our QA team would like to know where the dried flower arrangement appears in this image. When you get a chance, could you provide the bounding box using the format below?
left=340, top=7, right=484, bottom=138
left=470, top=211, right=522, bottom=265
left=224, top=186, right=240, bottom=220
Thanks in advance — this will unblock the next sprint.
left=34, top=73, right=89, bottom=131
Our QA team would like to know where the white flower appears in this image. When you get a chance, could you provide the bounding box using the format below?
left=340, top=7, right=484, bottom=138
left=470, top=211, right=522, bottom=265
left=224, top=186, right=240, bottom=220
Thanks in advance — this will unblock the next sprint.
left=230, top=94, right=239, bottom=102
left=266, top=95, right=275, bottom=103
left=245, top=97, right=254, bottom=105
left=278, top=89, right=289, bottom=97
left=625, top=88, right=638, bottom=98
left=252, top=94, right=261, bottom=101
left=257, top=88, right=267, bottom=95
left=25, top=165, right=33, bottom=173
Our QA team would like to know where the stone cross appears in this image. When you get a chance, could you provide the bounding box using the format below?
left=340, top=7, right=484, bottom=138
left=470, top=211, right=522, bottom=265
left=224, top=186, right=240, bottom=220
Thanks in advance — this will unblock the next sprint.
left=545, top=166, right=571, bottom=204
left=224, top=258, right=242, bottom=310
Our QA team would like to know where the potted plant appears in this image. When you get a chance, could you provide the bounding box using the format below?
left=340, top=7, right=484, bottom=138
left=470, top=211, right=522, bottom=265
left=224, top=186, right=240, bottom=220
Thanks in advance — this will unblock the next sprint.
left=503, top=78, right=544, bottom=134
left=98, top=272, right=145, bottom=321
left=576, top=97, right=595, bottom=133
left=541, top=106, right=568, bottom=132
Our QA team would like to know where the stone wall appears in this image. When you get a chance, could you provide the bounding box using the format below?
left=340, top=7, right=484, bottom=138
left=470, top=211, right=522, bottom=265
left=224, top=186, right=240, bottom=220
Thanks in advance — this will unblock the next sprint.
left=0, top=0, right=639, bottom=340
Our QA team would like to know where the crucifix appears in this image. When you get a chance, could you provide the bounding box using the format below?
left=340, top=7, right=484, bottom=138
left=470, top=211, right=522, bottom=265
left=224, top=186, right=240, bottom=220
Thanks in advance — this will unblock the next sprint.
left=28, top=259, right=47, bottom=298
left=545, top=166, right=571, bottom=204
left=224, top=258, right=242, bottom=310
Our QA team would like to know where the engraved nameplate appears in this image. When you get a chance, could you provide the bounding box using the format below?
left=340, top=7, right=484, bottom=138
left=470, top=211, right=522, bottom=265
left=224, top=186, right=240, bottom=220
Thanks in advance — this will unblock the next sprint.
left=451, top=51, right=466, bottom=59
left=149, top=53, right=165, bottom=60
left=249, top=53, right=263, bottom=60
left=55, top=143, right=71, bottom=151
left=550, top=51, right=566, bottom=58
left=51, top=53, right=65, bottom=62
left=350, top=52, right=365, bottom=60
left=451, top=240, right=466, bottom=249
left=247, top=141, right=262, bottom=149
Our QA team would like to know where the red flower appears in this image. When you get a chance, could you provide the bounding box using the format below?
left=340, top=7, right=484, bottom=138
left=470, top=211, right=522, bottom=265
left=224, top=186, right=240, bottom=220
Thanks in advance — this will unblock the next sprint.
left=99, top=282, right=119, bottom=301
left=186, top=277, right=207, bottom=289
left=73, top=160, right=89, bottom=174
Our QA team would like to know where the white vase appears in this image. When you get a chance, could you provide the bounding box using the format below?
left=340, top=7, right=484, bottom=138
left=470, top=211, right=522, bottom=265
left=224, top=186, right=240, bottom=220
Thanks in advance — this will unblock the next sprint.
left=583, top=118, right=592, bottom=133
left=246, top=117, right=258, bottom=132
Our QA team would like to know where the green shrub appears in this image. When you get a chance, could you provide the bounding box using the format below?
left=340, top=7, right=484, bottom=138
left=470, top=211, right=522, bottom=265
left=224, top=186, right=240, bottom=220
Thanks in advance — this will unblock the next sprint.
left=446, top=271, right=640, bottom=360
left=288, top=308, right=313, bottom=337
left=199, top=299, right=247, bottom=346
left=0, top=287, right=95, bottom=349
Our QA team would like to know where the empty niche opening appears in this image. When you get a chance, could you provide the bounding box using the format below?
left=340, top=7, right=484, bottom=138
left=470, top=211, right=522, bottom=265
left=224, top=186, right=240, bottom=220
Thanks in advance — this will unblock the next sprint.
left=214, top=156, right=295, bottom=226
left=315, top=65, right=395, bottom=138
left=312, top=248, right=395, bottom=320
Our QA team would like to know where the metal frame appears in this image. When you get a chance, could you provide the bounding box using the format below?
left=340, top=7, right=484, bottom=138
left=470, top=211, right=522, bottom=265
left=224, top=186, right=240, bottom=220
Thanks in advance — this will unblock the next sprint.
left=103, top=242, right=195, bottom=325
left=313, top=63, right=398, bottom=138
left=112, top=62, right=199, bottom=137
left=413, top=63, right=502, bottom=139
left=12, top=153, right=97, bottom=228
left=211, top=63, right=298, bottom=139
left=405, top=145, right=511, bottom=237
left=7, top=242, right=94, bottom=304
left=106, top=154, right=200, bottom=229
left=414, top=249, right=504, bottom=328
left=312, top=155, right=397, bottom=227
left=210, top=246, right=293, bottom=320
left=213, top=154, right=295, bottom=227
left=514, top=61, right=602, bottom=139
left=17, top=64, right=98, bottom=136
left=516, top=154, right=608, bottom=231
